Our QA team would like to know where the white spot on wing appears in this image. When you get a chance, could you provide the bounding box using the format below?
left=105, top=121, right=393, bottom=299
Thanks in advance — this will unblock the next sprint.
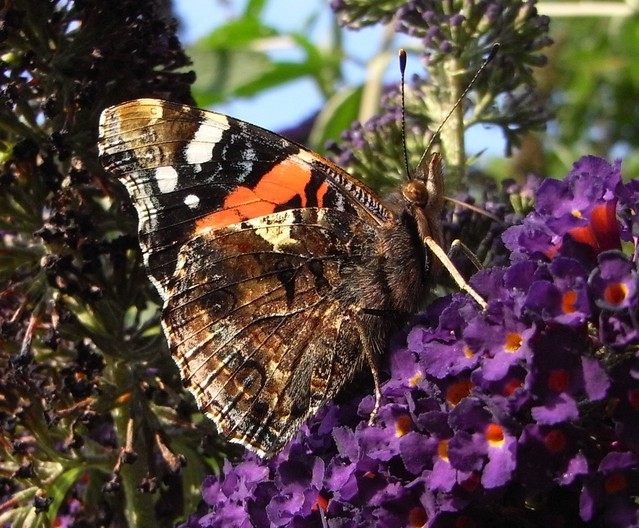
left=185, top=116, right=230, bottom=164
left=184, top=194, right=200, bottom=209
left=155, top=166, right=179, bottom=193
left=235, top=148, right=257, bottom=180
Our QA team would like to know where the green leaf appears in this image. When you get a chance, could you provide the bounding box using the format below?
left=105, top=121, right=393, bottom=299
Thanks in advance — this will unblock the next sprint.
left=190, top=47, right=272, bottom=105
left=189, top=19, right=327, bottom=106
left=46, top=465, right=86, bottom=524
left=191, top=48, right=319, bottom=106
left=308, top=85, right=363, bottom=152
left=199, top=18, right=279, bottom=48
left=243, top=0, right=267, bottom=18
left=232, top=61, right=319, bottom=97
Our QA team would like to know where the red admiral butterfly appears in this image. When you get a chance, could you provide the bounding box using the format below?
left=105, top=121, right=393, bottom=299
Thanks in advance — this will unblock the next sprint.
left=97, top=95, right=483, bottom=457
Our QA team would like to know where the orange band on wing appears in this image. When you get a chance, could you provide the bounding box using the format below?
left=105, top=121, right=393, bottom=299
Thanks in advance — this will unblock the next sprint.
left=195, top=158, right=329, bottom=233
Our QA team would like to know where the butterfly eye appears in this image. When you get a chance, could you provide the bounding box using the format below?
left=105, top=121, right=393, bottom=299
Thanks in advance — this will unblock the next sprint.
left=402, top=180, right=429, bottom=206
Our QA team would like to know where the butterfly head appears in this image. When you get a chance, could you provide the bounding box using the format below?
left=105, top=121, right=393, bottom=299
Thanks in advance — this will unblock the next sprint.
left=399, top=151, right=445, bottom=247
left=402, top=179, right=428, bottom=206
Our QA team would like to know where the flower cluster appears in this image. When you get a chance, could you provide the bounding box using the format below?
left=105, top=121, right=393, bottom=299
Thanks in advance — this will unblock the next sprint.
left=328, top=0, right=552, bottom=190
left=183, top=156, right=639, bottom=527
left=332, top=0, right=550, bottom=64
left=331, top=0, right=552, bottom=114
left=326, top=82, right=428, bottom=191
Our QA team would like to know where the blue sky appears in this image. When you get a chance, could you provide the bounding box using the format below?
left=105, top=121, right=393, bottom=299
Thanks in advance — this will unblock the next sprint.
left=172, top=0, right=503, bottom=156
left=172, top=0, right=393, bottom=130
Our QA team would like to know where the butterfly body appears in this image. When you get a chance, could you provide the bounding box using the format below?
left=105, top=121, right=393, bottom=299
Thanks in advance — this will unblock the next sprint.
left=98, top=99, right=442, bottom=456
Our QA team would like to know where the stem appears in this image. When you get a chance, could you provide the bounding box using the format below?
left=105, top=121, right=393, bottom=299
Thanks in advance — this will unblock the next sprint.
left=110, top=359, right=158, bottom=527
left=438, top=56, right=466, bottom=189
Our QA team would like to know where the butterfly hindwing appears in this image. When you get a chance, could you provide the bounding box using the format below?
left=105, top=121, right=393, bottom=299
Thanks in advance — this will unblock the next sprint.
left=164, top=208, right=375, bottom=455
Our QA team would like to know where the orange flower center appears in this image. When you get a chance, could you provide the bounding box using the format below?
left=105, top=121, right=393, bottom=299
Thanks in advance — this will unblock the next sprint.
left=562, top=290, right=577, bottom=313
left=548, top=369, right=570, bottom=392
left=505, top=332, right=523, bottom=352
left=447, top=379, right=474, bottom=406
left=486, top=423, right=505, bottom=446
left=604, top=282, right=628, bottom=305
left=604, top=473, right=627, bottom=494
left=438, top=439, right=449, bottom=461
left=504, top=378, right=523, bottom=396
left=628, top=389, right=639, bottom=410
left=409, top=372, right=423, bottom=387
left=408, top=506, right=428, bottom=527
left=395, top=415, right=412, bottom=437
left=544, top=429, right=566, bottom=453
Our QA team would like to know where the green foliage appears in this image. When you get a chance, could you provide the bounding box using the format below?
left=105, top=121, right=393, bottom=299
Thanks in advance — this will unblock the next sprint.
left=0, top=2, right=220, bottom=527
left=189, top=0, right=345, bottom=149
left=546, top=14, right=639, bottom=175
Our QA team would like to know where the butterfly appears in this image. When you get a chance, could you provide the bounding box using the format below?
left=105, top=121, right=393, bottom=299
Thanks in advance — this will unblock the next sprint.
left=97, top=98, right=472, bottom=457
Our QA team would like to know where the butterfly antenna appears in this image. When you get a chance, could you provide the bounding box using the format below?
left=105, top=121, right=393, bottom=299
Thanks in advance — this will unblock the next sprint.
left=416, top=43, right=500, bottom=170
left=398, top=49, right=412, bottom=180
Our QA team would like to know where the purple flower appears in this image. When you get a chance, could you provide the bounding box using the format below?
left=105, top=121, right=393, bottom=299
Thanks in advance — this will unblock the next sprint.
left=527, top=326, right=609, bottom=424
left=609, top=359, right=639, bottom=452
left=517, top=424, right=586, bottom=490
left=183, top=156, right=639, bottom=527
left=617, top=179, right=639, bottom=251
left=589, top=251, right=639, bottom=347
left=580, top=452, right=639, bottom=527
left=589, top=251, right=638, bottom=311
left=465, top=302, right=535, bottom=383
left=504, top=156, right=622, bottom=262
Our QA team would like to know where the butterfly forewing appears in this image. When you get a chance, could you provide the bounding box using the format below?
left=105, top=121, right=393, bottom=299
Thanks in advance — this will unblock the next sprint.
left=98, top=99, right=393, bottom=297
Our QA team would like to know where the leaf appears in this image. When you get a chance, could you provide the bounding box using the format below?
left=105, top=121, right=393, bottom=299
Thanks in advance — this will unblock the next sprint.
left=191, top=48, right=320, bottom=106
left=232, top=60, right=320, bottom=97
left=190, top=47, right=271, bottom=105
left=46, top=466, right=86, bottom=524
left=244, top=0, right=267, bottom=19
left=308, top=86, right=363, bottom=152
left=199, top=18, right=278, bottom=48
left=188, top=18, right=328, bottom=106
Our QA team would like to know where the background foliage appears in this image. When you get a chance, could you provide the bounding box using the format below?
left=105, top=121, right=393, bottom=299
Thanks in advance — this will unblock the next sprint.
left=0, top=0, right=638, bottom=526
left=186, top=0, right=639, bottom=177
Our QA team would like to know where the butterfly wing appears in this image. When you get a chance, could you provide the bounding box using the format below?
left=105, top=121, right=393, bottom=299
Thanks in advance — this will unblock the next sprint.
left=98, top=98, right=393, bottom=298
left=98, top=99, right=398, bottom=455
left=165, top=208, right=376, bottom=455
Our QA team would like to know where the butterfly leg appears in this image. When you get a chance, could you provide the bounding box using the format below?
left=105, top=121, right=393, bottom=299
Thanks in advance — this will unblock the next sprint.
left=424, top=236, right=487, bottom=309
left=354, top=317, right=383, bottom=424
left=448, top=238, right=483, bottom=271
